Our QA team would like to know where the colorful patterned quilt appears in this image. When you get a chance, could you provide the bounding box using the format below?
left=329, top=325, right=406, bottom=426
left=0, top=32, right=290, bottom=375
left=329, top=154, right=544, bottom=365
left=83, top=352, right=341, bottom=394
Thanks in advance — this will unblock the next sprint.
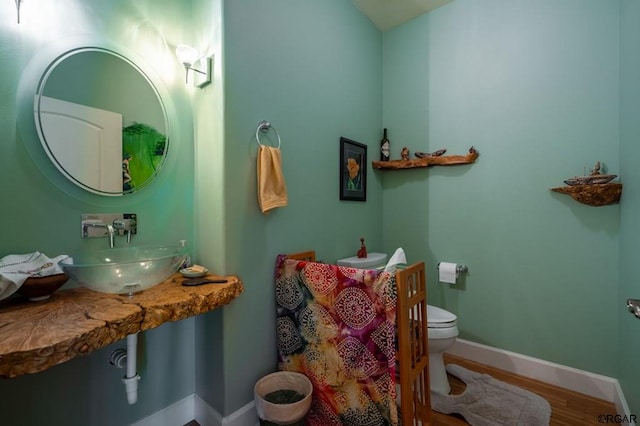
left=274, top=256, right=398, bottom=426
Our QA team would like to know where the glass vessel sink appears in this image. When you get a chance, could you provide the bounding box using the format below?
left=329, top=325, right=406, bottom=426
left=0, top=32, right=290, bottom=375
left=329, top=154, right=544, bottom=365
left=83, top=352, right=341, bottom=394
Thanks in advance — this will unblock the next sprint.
left=59, top=245, right=188, bottom=294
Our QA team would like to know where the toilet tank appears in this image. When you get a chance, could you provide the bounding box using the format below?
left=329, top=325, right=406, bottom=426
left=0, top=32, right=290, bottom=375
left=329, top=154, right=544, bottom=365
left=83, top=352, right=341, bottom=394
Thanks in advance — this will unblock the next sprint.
left=336, top=252, right=387, bottom=269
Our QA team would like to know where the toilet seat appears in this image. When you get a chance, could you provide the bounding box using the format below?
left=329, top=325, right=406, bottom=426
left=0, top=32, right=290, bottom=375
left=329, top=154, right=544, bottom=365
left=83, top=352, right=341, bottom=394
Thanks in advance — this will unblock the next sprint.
left=427, top=305, right=457, bottom=329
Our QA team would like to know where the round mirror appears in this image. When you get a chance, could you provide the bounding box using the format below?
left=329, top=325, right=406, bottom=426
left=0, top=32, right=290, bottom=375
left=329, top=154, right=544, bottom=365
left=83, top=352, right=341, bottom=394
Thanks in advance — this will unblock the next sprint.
left=34, top=48, right=169, bottom=196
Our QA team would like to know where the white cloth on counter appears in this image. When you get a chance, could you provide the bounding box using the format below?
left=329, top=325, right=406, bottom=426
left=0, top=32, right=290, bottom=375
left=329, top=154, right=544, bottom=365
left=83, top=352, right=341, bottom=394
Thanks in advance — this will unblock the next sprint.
left=0, top=252, right=69, bottom=301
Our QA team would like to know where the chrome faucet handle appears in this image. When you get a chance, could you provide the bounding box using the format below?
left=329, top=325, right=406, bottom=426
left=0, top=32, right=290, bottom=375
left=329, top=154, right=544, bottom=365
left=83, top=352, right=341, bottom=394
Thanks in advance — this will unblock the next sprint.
left=113, top=218, right=132, bottom=231
left=113, top=218, right=137, bottom=244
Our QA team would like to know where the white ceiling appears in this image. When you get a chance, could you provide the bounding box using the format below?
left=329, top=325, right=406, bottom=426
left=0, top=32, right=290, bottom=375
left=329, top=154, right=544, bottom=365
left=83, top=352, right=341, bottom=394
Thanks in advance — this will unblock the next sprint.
left=352, top=0, right=454, bottom=31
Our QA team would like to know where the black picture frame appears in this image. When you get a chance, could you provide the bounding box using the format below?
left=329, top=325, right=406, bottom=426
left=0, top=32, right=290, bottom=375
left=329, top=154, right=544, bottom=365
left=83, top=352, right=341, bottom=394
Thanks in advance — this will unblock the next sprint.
left=339, top=137, right=367, bottom=201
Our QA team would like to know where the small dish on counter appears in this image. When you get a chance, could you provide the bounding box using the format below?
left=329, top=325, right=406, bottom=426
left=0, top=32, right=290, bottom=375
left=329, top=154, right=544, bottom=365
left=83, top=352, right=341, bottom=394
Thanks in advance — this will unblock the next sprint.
left=180, top=267, right=208, bottom=278
left=18, top=273, right=69, bottom=301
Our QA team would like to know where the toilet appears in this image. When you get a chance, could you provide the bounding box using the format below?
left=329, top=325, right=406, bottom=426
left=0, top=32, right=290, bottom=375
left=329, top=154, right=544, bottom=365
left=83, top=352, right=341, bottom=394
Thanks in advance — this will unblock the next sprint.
left=427, top=304, right=458, bottom=395
left=336, top=252, right=459, bottom=395
left=336, top=252, right=388, bottom=270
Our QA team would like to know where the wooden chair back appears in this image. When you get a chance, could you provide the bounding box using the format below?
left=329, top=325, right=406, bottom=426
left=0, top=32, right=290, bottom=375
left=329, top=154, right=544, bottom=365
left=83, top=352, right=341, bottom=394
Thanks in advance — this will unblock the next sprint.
left=283, top=251, right=431, bottom=425
left=285, top=251, right=316, bottom=262
left=396, top=262, right=431, bottom=425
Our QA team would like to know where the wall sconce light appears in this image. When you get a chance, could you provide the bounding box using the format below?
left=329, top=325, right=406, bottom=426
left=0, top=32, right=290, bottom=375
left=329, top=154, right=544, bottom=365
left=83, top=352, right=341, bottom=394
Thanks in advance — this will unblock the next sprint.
left=15, top=0, right=23, bottom=23
left=175, top=44, right=212, bottom=88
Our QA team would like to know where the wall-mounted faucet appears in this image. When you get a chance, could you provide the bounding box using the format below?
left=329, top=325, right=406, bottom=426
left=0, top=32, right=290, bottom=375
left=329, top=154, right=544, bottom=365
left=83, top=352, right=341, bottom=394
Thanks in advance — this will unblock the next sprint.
left=82, top=220, right=116, bottom=248
left=81, top=214, right=137, bottom=248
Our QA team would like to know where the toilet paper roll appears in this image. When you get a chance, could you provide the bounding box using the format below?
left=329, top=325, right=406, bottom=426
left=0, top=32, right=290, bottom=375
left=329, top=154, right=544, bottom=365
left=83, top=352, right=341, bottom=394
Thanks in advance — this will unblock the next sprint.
left=439, top=262, right=457, bottom=284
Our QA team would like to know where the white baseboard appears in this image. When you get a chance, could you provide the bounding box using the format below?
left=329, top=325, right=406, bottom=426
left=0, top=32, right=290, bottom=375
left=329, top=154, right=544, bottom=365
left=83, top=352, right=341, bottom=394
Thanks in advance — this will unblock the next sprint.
left=194, top=394, right=258, bottom=426
left=130, top=394, right=195, bottom=426
left=129, top=393, right=258, bottom=426
left=131, top=339, right=635, bottom=425
left=447, top=338, right=632, bottom=418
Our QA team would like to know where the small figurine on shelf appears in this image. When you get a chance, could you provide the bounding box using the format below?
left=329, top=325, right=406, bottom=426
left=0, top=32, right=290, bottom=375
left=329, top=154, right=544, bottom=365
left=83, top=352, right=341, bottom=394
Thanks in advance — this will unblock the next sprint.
left=415, top=148, right=447, bottom=158
left=357, top=237, right=367, bottom=258
left=401, top=147, right=410, bottom=161
left=563, top=161, right=617, bottom=186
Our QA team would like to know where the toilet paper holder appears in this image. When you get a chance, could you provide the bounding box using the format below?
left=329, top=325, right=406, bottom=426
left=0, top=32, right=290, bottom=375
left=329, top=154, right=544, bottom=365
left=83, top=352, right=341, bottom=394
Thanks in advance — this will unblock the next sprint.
left=437, top=263, right=468, bottom=275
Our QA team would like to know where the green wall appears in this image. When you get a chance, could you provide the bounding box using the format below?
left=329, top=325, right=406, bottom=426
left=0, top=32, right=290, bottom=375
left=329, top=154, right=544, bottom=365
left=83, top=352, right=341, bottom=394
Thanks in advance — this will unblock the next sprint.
left=2, top=0, right=640, bottom=423
left=192, top=0, right=226, bottom=414
left=382, top=0, right=620, bottom=378
left=619, top=0, right=640, bottom=414
left=202, top=0, right=384, bottom=415
left=0, top=1, right=198, bottom=424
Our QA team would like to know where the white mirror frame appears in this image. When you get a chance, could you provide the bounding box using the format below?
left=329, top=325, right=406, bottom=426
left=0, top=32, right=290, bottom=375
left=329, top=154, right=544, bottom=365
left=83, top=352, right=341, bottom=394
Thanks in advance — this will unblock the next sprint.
left=17, top=36, right=177, bottom=199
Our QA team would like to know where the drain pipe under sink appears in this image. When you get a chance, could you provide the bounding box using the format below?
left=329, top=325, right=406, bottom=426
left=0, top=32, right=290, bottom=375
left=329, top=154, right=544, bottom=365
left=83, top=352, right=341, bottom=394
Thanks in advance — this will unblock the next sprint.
left=110, top=333, right=140, bottom=404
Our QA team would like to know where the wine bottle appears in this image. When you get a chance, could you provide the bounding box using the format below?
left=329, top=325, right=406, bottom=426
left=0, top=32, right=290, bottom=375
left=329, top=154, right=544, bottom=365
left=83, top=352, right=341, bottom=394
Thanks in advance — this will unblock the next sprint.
left=380, top=128, right=390, bottom=161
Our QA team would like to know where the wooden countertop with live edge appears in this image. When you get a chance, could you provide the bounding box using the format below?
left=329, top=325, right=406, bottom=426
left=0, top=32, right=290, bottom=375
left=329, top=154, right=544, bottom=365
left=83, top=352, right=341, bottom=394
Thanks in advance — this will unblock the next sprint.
left=0, top=272, right=244, bottom=379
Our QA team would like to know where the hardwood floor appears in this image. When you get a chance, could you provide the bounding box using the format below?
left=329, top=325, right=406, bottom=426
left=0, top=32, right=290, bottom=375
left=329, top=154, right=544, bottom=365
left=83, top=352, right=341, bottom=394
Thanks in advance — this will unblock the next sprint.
left=184, top=353, right=617, bottom=426
left=432, top=353, right=618, bottom=425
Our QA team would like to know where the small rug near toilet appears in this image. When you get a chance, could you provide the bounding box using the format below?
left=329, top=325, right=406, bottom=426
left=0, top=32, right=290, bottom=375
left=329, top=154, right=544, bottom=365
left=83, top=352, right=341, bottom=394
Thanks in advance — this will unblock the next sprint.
left=431, top=364, right=551, bottom=426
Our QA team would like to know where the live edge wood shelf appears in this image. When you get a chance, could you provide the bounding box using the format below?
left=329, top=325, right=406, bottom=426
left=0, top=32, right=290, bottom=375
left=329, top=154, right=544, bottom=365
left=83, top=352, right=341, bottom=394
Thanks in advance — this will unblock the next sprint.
left=0, top=273, right=244, bottom=379
left=372, top=147, right=479, bottom=170
left=550, top=183, right=623, bottom=207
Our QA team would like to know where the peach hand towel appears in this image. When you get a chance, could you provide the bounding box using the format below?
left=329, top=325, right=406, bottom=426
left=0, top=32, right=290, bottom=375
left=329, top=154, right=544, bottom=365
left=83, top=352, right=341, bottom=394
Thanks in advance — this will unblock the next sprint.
left=257, top=145, right=288, bottom=214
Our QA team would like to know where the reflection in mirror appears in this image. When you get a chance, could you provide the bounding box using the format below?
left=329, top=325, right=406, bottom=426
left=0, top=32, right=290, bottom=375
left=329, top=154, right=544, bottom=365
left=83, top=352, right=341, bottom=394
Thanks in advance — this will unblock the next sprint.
left=35, top=48, right=168, bottom=196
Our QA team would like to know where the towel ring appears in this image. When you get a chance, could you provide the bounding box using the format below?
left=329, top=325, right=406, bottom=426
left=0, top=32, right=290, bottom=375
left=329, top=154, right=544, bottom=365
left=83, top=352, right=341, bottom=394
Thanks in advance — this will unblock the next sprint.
left=256, top=120, right=281, bottom=149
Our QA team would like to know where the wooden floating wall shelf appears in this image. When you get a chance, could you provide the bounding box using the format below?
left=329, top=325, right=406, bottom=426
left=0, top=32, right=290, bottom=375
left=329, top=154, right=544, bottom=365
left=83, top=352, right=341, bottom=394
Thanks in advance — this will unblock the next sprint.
left=372, top=147, right=479, bottom=170
left=551, top=183, right=622, bottom=207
